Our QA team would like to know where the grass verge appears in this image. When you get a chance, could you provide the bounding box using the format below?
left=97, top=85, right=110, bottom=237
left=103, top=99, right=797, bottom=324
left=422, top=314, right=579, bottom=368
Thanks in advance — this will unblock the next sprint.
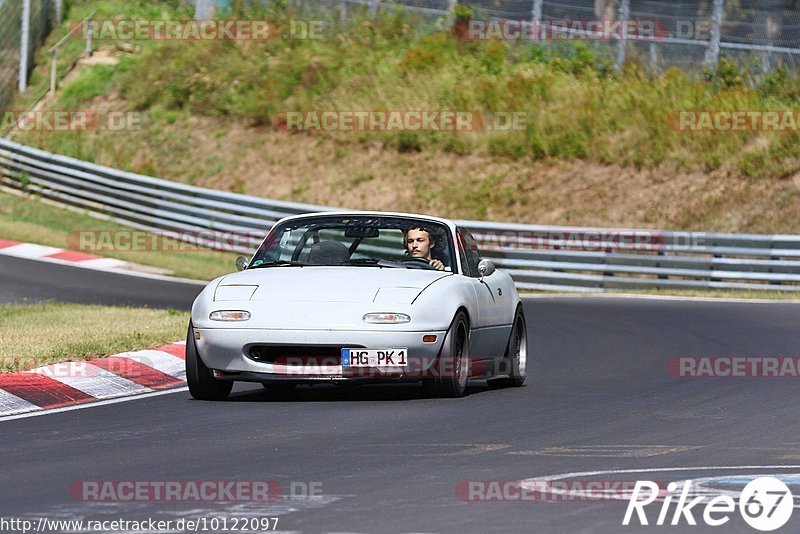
left=0, top=189, right=239, bottom=280
left=0, top=301, right=186, bottom=372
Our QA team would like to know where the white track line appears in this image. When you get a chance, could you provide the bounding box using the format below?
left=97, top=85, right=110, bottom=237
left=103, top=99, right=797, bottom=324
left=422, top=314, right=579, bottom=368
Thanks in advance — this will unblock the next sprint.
left=521, top=465, right=800, bottom=487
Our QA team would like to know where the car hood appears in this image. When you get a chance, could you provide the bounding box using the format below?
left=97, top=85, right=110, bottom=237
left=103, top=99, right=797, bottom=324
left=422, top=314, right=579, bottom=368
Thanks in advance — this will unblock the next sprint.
left=215, top=267, right=451, bottom=303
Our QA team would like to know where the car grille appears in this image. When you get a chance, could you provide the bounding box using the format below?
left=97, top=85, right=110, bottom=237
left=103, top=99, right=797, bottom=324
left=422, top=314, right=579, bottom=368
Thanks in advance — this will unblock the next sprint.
left=248, top=345, right=365, bottom=365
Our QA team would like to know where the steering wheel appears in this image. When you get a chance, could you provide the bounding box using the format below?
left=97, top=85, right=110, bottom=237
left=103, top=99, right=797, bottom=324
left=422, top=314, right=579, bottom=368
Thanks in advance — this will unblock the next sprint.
left=400, top=257, right=436, bottom=270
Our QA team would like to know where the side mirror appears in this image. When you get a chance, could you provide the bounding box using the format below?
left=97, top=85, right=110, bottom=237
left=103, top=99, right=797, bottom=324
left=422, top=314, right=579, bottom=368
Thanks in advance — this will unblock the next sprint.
left=235, top=256, right=249, bottom=271
left=477, top=259, right=495, bottom=278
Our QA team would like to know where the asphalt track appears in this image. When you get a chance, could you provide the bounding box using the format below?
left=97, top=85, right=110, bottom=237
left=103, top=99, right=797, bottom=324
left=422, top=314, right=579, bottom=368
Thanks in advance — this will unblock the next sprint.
left=3, top=255, right=800, bottom=533
left=0, top=254, right=202, bottom=309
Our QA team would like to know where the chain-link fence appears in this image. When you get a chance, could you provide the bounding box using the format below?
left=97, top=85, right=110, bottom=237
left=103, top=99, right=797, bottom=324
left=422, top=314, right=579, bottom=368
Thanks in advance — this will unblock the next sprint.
left=238, top=0, right=800, bottom=74
left=0, top=0, right=56, bottom=113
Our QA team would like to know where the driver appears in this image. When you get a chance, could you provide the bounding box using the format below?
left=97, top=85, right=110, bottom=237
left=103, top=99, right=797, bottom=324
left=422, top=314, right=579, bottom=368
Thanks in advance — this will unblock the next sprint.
left=404, top=227, right=445, bottom=271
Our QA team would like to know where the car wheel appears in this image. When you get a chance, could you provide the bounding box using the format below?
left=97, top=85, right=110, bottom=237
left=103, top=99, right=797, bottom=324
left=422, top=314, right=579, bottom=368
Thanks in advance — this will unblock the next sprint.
left=186, top=322, right=233, bottom=401
left=423, top=311, right=470, bottom=398
left=503, top=307, right=527, bottom=387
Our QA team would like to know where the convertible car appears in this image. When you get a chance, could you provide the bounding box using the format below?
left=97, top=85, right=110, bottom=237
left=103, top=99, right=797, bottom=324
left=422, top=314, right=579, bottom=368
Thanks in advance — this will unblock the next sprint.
left=186, top=212, right=527, bottom=399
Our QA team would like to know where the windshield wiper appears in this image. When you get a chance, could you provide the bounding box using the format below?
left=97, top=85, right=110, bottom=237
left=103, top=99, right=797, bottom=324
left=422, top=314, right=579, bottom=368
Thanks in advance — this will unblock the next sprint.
left=345, top=258, right=406, bottom=268
left=249, top=260, right=306, bottom=268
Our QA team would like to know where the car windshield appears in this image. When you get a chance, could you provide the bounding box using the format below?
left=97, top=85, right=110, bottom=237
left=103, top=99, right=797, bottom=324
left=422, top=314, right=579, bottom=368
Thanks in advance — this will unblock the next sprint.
left=249, top=215, right=456, bottom=272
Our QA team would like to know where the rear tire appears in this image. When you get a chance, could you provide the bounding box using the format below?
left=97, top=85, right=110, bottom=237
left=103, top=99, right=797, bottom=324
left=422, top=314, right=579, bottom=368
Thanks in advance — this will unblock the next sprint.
left=503, top=307, right=527, bottom=387
left=423, top=311, right=470, bottom=398
left=186, top=322, right=233, bottom=401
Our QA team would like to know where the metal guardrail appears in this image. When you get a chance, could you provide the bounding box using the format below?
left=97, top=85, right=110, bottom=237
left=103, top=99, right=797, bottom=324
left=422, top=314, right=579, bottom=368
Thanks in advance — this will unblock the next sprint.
left=1, top=136, right=800, bottom=292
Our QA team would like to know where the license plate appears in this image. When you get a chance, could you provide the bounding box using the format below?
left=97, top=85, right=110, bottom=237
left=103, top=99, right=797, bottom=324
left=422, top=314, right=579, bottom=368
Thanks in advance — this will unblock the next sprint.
left=341, top=348, right=408, bottom=367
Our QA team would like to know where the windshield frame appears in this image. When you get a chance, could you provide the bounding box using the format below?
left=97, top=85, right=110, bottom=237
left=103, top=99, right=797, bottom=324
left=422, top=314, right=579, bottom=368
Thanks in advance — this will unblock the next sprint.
left=249, top=214, right=461, bottom=274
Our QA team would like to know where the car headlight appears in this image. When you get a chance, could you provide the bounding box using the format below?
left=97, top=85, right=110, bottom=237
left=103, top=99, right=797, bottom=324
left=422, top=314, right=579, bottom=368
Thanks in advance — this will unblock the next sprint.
left=209, top=310, right=251, bottom=321
left=362, top=312, right=411, bottom=324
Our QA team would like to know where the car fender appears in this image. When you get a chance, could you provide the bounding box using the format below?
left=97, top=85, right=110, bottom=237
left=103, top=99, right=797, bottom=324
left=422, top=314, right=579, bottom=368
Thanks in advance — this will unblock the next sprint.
left=410, top=275, right=478, bottom=331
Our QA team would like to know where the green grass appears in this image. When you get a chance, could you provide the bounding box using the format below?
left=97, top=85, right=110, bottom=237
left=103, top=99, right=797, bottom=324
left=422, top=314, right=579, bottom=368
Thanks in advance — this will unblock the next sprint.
left=0, top=301, right=186, bottom=372
left=0, top=190, right=239, bottom=280
left=56, top=64, right=118, bottom=110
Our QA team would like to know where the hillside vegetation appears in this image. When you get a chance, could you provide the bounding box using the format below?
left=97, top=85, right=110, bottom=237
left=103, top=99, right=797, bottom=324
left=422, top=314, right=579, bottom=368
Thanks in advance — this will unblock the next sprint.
left=8, top=0, right=800, bottom=232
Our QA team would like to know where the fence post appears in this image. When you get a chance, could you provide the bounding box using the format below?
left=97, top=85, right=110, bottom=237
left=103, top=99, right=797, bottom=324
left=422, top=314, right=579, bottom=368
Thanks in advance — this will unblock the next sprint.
left=19, top=0, right=31, bottom=92
left=614, top=0, right=630, bottom=72
left=649, top=42, right=657, bottom=70
left=532, top=0, right=542, bottom=22
left=756, top=10, right=771, bottom=73
left=444, top=0, right=457, bottom=28
left=86, top=13, right=94, bottom=57
left=531, top=0, right=543, bottom=40
left=704, top=0, right=724, bottom=70
left=55, top=0, right=63, bottom=25
left=50, top=49, right=58, bottom=94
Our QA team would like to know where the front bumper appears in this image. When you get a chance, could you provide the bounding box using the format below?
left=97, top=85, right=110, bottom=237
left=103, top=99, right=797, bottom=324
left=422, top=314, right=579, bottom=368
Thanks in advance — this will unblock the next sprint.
left=195, top=327, right=447, bottom=382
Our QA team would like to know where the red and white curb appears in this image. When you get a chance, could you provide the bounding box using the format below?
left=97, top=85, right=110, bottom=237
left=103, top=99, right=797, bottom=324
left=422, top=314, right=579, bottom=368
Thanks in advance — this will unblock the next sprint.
left=0, top=238, right=129, bottom=269
left=0, top=341, right=186, bottom=418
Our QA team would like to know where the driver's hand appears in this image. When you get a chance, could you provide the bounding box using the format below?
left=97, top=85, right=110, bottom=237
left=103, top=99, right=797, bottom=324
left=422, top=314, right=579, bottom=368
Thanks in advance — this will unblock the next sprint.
left=429, top=259, right=445, bottom=271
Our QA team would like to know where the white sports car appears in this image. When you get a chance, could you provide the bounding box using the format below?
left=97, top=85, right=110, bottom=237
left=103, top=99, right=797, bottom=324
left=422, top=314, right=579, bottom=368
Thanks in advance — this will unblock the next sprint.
left=186, top=211, right=527, bottom=399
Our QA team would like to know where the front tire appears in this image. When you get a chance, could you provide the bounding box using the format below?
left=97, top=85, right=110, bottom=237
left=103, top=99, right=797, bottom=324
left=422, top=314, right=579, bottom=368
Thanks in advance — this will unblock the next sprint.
left=423, top=311, right=470, bottom=398
left=186, top=322, right=233, bottom=401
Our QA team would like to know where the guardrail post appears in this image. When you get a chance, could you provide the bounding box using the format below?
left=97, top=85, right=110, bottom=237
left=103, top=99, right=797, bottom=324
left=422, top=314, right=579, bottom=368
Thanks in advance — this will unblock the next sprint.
left=19, top=0, right=31, bottom=92
left=614, top=0, right=630, bottom=72
left=704, top=0, right=724, bottom=70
